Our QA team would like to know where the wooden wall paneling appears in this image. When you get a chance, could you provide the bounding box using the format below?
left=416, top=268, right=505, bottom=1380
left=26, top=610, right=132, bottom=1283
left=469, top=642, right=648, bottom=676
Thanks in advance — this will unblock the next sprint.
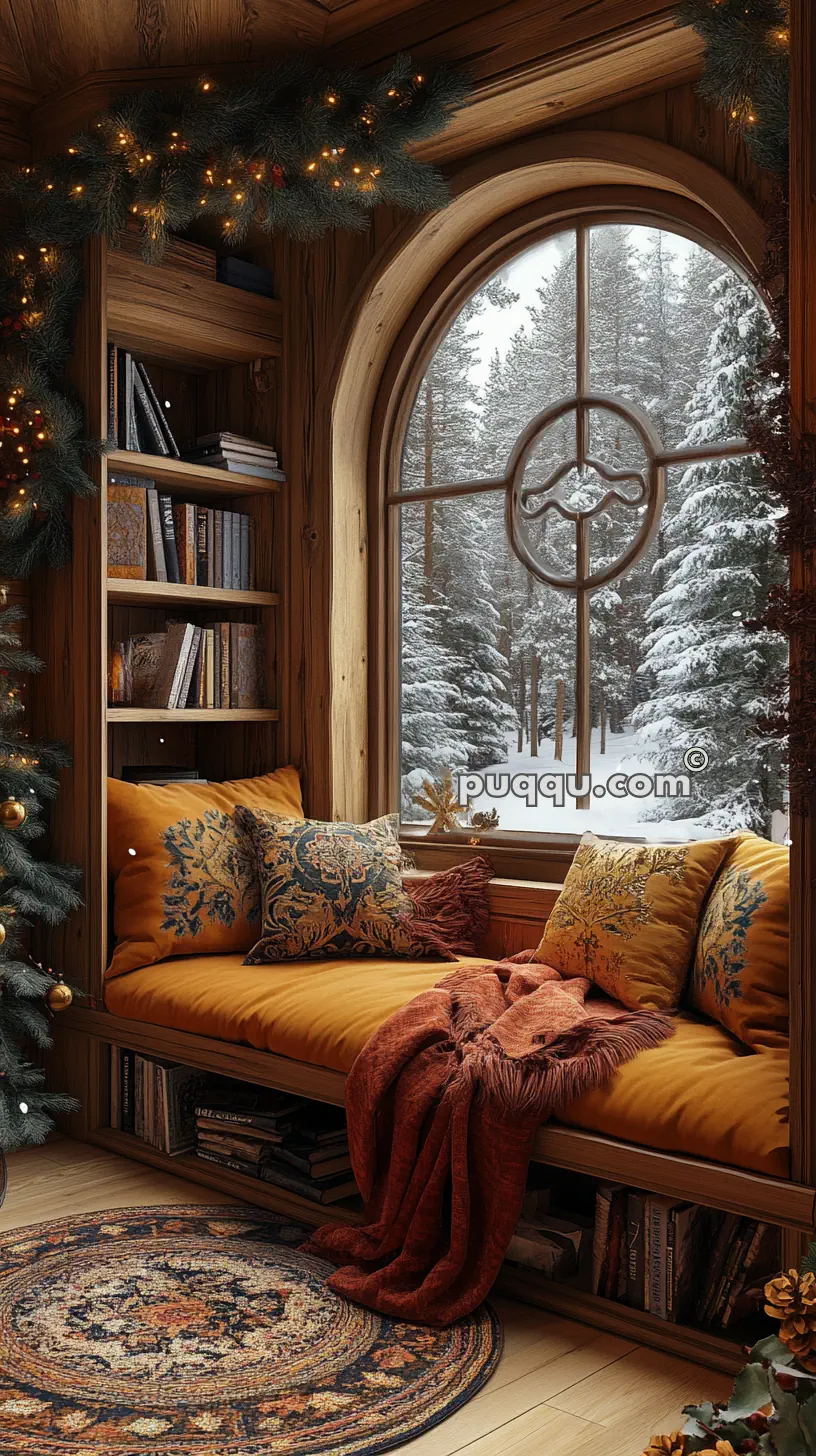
left=785, top=0, right=816, bottom=1267
left=29, top=236, right=107, bottom=1006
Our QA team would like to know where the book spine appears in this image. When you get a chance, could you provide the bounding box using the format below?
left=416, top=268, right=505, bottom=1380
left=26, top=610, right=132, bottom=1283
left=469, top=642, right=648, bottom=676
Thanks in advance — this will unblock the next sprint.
left=214, top=512, right=223, bottom=589
left=196, top=507, right=209, bottom=587
left=120, top=1049, right=135, bottom=1134
left=206, top=508, right=215, bottom=588
left=158, top=495, right=181, bottom=583
left=647, top=1200, right=668, bottom=1320
left=231, top=514, right=241, bottom=590
left=133, top=369, right=170, bottom=456
left=194, top=1106, right=289, bottom=1132
left=205, top=628, right=214, bottom=708
left=107, top=343, right=118, bottom=445
left=665, top=1214, right=677, bottom=1321
left=212, top=626, right=221, bottom=708
left=197, top=1149, right=260, bottom=1178
left=134, top=1054, right=144, bottom=1140
left=146, top=488, right=168, bottom=582
left=190, top=634, right=203, bottom=709
left=136, top=363, right=180, bottom=457
left=110, top=1043, right=120, bottom=1131
left=249, top=517, right=256, bottom=589
left=626, top=1193, right=646, bottom=1309
left=591, top=1188, right=612, bottom=1295
left=230, top=622, right=240, bottom=707
left=222, top=511, right=232, bottom=590
left=175, top=626, right=201, bottom=710
left=239, top=513, right=250, bottom=590
left=168, top=625, right=196, bottom=709
left=219, top=622, right=230, bottom=708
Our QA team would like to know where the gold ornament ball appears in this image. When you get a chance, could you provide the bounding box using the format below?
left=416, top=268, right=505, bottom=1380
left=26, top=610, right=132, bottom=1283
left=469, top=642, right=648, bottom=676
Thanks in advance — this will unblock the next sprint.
left=0, top=921, right=6, bottom=946
left=46, top=978, right=73, bottom=1012
left=0, top=798, right=26, bottom=829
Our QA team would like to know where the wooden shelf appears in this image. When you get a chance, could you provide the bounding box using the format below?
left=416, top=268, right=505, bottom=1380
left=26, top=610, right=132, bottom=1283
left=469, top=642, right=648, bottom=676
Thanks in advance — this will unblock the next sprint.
left=107, top=707, right=280, bottom=724
left=91, top=1126, right=363, bottom=1231
left=107, top=251, right=283, bottom=369
left=495, top=1266, right=746, bottom=1374
left=107, top=449, right=282, bottom=498
left=107, top=577, right=280, bottom=609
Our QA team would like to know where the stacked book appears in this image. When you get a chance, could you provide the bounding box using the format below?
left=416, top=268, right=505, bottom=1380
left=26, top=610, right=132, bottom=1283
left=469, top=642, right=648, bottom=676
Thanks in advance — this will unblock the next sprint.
left=590, top=1183, right=779, bottom=1329
left=111, top=1047, right=205, bottom=1156
left=194, top=1084, right=358, bottom=1206
left=184, top=432, right=285, bottom=481
left=125, top=620, right=265, bottom=710
left=109, top=348, right=180, bottom=457
left=107, top=473, right=257, bottom=590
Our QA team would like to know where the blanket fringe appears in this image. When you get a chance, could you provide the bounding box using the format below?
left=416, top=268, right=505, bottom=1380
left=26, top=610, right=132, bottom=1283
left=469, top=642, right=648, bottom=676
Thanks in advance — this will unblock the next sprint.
left=466, top=1012, right=675, bottom=1118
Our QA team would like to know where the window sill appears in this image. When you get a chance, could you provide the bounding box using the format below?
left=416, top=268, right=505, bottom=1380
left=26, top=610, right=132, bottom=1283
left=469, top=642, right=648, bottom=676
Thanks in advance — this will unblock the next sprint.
left=399, top=823, right=580, bottom=884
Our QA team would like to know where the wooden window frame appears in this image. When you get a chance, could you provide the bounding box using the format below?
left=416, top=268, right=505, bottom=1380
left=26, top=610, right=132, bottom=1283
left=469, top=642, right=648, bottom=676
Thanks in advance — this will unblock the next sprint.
left=370, top=185, right=775, bottom=879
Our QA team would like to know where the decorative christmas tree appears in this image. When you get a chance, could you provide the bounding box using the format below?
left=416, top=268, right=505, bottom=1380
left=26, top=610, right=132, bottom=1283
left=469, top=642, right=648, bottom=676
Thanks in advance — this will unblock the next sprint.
left=0, top=592, right=79, bottom=1161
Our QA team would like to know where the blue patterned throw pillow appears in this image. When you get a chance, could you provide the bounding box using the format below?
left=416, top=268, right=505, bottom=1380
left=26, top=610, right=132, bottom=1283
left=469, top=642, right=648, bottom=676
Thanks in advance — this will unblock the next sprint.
left=235, top=808, right=451, bottom=962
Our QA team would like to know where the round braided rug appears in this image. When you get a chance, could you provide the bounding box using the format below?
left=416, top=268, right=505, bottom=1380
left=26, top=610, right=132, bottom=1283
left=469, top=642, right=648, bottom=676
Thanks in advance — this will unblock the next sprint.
left=0, top=1203, right=502, bottom=1456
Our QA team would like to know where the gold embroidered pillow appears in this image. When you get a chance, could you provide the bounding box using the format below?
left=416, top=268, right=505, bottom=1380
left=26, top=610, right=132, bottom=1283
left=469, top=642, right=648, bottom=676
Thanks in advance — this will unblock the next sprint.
left=236, top=808, right=454, bottom=963
left=532, top=832, right=729, bottom=1012
left=690, top=833, right=789, bottom=1051
left=106, top=767, right=303, bottom=980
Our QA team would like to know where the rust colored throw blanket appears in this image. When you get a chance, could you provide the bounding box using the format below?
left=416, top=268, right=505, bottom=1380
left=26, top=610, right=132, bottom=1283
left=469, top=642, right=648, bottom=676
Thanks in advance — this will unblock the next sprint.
left=305, top=953, right=674, bottom=1325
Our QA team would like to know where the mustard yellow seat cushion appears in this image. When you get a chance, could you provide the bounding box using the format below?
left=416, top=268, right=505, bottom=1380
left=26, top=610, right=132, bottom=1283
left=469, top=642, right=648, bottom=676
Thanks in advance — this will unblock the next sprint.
left=689, top=832, right=789, bottom=1052
left=558, top=1017, right=789, bottom=1179
left=532, top=832, right=729, bottom=1012
left=104, top=954, right=789, bottom=1178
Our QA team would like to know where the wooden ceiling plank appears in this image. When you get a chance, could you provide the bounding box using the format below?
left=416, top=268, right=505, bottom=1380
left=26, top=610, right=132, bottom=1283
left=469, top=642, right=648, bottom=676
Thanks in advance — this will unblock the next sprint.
left=410, top=21, right=703, bottom=163
left=326, top=0, right=677, bottom=77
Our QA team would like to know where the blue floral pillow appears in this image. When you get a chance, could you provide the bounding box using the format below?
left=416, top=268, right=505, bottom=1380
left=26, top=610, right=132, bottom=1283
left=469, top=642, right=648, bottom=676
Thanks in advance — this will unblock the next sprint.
left=235, top=808, right=452, bottom=963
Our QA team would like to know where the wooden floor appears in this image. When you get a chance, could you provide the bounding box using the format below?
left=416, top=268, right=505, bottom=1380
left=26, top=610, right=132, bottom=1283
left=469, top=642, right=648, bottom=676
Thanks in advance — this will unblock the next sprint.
left=1, top=1139, right=733, bottom=1455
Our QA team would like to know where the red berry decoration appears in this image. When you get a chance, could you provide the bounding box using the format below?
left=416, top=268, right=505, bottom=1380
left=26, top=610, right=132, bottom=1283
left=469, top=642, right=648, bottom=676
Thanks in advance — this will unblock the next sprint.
left=271, top=163, right=285, bottom=188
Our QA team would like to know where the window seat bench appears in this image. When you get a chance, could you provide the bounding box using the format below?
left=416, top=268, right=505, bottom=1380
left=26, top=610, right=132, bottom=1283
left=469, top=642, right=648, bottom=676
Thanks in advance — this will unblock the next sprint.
left=104, top=951, right=789, bottom=1180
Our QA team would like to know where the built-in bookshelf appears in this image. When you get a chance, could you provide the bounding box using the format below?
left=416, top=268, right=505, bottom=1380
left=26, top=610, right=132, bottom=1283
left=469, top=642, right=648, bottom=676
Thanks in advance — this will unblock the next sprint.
left=33, top=232, right=287, bottom=998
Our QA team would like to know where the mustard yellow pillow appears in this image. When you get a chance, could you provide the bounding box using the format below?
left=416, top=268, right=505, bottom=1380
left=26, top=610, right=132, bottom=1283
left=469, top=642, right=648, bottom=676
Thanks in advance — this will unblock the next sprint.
left=690, top=832, right=788, bottom=1051
left=533, top=832, right=729, bottom=1012
left=106, top=766, right=303, bottom=979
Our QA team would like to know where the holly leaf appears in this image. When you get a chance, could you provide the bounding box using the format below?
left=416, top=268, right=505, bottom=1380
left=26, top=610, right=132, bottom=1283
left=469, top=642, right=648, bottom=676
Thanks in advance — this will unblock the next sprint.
left=768, top=1374, right=814, bottom=1456
left=719, top=1362, right=773, bottom=1419
left=754, top=1334, right=797, bottom=1366
left=683, top=1401, right=717, bottom=1438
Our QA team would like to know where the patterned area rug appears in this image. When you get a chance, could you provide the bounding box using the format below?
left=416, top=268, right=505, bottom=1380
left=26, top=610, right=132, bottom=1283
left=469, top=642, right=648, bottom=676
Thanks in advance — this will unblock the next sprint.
left=0, top=1203, right=502, bottom=1455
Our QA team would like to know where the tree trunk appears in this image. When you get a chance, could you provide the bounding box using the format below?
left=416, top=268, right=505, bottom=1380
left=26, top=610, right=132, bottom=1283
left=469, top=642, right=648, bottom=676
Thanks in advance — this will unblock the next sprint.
left=554, top=678, right=564, bottom=761
left=530, top=653, right=539, bottom=757
left=600, top=693, right=606, bottom=755
left=517, top=660, right=526, bottom=753
left=423, top=380, right=434, bottom=604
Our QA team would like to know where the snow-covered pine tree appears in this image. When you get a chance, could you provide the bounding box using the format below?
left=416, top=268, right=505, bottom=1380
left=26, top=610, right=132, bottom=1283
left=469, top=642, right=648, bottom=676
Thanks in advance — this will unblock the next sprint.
left=632, top=267, right=787, bottom=832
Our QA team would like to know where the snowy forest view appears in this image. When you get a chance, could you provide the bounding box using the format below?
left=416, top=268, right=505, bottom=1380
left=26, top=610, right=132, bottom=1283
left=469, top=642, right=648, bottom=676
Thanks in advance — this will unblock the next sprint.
left=398, top=224, right=788, bottom=841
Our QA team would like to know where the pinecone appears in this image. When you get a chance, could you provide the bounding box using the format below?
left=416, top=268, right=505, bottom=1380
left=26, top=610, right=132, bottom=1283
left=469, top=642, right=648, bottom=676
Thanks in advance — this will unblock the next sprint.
left=698, top=1443, right=739, bottom=1456
left=765, top=1269, right=816, bottom=1370
left=641, top=1434, right=686, bottom=1456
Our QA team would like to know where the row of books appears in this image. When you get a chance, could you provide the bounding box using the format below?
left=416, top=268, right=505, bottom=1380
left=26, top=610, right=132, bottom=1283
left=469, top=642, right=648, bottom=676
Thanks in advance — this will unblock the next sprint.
left=113, top=620, right=266, bottom=710
left=111, top=1047, right=205, bottom=1155
left=110, top=348, right=181, bottom=457
left=592, top=1183, right=777, bottom=1328
left=109, top=1055, right=359, bottom=1208
left=194, top=1085, right=358, bottom=1207
left=108, top=473, right=257, bottom=589
left=109, top=345, right=285, bottom=483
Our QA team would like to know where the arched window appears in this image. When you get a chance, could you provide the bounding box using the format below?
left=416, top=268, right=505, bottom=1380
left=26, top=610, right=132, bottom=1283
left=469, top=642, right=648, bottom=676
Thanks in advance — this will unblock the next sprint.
left=392, top=217, right=787, bottom=840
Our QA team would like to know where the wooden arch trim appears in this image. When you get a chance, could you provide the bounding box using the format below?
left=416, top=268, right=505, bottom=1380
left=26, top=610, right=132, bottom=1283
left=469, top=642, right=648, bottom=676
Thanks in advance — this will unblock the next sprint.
left=325, top=129, right=766, bottom=821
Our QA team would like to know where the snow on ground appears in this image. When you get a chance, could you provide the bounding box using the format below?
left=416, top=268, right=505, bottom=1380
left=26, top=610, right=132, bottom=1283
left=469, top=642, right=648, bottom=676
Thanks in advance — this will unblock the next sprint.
left=448, top=726, right=714, bottom=839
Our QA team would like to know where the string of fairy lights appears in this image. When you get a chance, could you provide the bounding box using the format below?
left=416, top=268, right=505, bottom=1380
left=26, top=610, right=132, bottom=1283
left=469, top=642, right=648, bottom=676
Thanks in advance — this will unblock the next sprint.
left=0, top=58, right=465, bottom=576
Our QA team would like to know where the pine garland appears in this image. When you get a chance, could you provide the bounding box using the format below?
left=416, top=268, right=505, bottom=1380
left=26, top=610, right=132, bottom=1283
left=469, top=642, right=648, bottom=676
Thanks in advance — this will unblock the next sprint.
left=677, top=0, right=789, bottom=173
left=0, top=55, right=467, bottom=575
